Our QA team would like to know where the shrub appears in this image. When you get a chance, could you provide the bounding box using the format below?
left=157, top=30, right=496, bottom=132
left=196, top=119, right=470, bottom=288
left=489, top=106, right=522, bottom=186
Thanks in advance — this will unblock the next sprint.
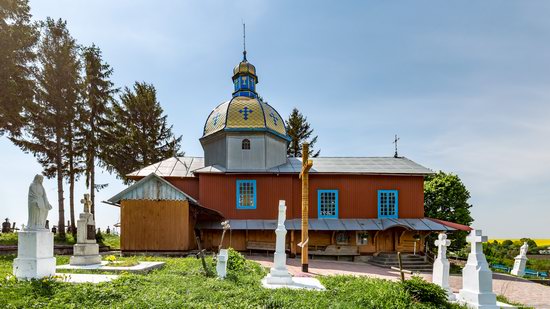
left=402, top=276, right=449, bottom=307
left=226, top=248, right=246, bottom=273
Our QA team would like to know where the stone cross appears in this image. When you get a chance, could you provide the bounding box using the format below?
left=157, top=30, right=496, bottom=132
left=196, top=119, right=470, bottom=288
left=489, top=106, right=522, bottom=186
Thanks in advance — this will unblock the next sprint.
left=435, top=233, right=451, bottom=260
left=432, top=233, right=454, bottom=300
left=80, top=194, right=92, bottom=214
left=458, top=229, right=497, bottom=308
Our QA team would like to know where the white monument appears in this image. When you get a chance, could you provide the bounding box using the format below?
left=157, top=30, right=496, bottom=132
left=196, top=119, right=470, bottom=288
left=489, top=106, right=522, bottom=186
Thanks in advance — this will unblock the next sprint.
left=261, top=200, right=324, bottom=290
left=510, top=242, right=528, bottom=276
left=432, top=233, right=455, bottom=300
left=70, top=194, right=101, bottom=265
left=458, top=229, right=498, bottom=309
left=216, top=249, right=228, bottom=279
left=13, top=174, right=56, bottom=279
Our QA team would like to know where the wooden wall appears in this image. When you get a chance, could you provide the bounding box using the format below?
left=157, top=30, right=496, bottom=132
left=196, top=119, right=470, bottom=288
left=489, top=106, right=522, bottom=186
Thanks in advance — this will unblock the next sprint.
left=165, top=177, right=200, bottom=200
left=121, top=200, right=190, bottom=251
left=196, top=173, right=424, bottom=220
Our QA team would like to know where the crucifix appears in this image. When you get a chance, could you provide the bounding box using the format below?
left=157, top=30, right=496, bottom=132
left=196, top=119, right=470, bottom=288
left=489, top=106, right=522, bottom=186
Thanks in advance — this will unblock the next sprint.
left=393, top=134, right=400, bottom=158
left=81, top=193, right=92, bottom=214
left=298, top=143, right=313, bottom=272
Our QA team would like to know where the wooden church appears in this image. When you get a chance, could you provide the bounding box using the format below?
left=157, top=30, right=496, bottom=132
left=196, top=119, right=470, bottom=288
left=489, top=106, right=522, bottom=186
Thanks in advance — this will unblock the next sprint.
left=106, top=48, right=470, bottom=257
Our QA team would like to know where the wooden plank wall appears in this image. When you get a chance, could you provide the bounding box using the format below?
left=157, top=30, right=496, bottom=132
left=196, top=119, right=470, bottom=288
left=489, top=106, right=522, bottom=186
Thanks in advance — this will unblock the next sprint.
left=196, top=173, right=424, bottom=220
left=121, top=200, right=189, bottom=251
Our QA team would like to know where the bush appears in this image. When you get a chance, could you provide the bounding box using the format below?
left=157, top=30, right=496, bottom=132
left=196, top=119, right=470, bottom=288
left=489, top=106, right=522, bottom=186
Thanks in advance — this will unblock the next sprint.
left=402, top=276, right=449, bottom=307
left=226, top=248, right=246, bottom=273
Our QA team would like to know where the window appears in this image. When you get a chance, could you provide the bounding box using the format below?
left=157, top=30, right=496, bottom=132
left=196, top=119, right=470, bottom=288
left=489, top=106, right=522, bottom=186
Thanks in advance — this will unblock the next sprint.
left=242, top=139, right=250, bottom=150
left=378, top=190, right=398, bottom=218
left=318, top=190, right=338, bottom=218
left=357, top=232, right=369, bottom=245
left=236, top=180, right=256, bottom=209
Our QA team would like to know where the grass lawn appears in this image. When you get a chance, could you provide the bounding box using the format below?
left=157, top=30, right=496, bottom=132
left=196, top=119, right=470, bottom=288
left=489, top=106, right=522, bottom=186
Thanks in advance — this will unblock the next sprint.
left=0, top=253, right=465, bottom=308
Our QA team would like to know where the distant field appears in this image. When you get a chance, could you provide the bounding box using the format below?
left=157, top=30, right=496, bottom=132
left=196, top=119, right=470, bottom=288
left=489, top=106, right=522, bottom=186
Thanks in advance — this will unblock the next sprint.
left=491, top=239, right=550, bottom=247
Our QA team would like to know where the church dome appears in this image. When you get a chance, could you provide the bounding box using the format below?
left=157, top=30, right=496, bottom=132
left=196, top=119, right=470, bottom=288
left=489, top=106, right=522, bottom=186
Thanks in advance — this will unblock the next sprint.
left=233, top=60, right=257, bottom=81
left=202, top=96, right=288, bottom=140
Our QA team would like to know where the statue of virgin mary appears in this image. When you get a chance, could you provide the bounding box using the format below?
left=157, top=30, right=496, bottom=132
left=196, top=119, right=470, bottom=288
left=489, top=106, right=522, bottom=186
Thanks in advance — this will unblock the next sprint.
left=27, top=174, right=52, bottom=230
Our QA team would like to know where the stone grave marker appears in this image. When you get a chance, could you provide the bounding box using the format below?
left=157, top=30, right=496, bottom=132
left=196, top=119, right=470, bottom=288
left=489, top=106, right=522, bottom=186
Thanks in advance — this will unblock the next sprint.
left=511, top=242, right=528, bottom=277
left=432, top=233, right=455, bottom=300
left=70, top=194, right=101, bottom=265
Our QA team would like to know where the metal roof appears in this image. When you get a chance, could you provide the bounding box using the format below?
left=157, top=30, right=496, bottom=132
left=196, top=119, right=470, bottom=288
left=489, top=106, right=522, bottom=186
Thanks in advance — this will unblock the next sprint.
left=127, top=156, right=433, bottom=178
left=105, top=173, right=199, bottom=205
left=196, top=218, right=456, bottom=231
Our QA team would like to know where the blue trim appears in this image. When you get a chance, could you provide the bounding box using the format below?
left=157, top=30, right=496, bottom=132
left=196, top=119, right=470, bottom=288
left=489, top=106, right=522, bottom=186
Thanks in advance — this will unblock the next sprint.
left=318, top=190, right=338, bottom=219
left=377, top=190, right=398, bottom=218
left=236, top=179, right=257, bottom=209
left=224, top=127, right=291, bottom=141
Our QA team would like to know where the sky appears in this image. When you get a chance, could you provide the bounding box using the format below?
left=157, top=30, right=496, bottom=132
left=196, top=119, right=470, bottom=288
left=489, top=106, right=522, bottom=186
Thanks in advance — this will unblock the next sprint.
left=1, top=0, right=549, bottom=239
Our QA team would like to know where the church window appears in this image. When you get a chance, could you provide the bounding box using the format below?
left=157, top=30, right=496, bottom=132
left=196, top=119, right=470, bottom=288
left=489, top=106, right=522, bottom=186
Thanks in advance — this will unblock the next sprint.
left=357, top=232, right=369, bottom=245
left=378, top=190, right=398, bottom=218
left=318, top=190, right=338, bottom=218
left=237, top=180, right=256, bottom=209
left=242, top=139, right=250, bottom=150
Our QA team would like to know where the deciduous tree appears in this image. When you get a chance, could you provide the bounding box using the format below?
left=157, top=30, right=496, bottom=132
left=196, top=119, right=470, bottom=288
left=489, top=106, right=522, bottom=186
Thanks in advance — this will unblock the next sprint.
left=424, top=171, right=474, bottom=251
left=285, top=108, right=320, bottom=157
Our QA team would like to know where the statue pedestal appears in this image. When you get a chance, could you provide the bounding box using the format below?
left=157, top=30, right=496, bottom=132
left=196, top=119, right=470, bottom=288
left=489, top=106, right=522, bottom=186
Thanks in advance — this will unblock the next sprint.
left=13, top=229, right=56, bottom=279
left=511, top=256, right=527, bottom=277
left=70, top=212, right=101, bottom=265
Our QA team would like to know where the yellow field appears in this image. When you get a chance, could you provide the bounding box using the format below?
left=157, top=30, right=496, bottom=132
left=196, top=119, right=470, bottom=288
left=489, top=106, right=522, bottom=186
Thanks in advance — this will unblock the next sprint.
left=491, top=239, right=550, bottom=247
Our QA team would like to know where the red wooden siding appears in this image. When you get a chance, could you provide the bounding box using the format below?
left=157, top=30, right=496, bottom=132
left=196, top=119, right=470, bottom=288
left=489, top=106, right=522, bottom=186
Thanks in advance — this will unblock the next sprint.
left=194, top=173, right=424, bottom=220
left=165, top=177, right=200, bottom=201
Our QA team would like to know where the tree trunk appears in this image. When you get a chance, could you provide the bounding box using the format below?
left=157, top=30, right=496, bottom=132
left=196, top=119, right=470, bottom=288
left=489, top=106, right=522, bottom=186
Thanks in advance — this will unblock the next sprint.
left=90, top=154, right=95, bottom=218
left=68, top=127, right=76, bottom=238
left=56, top=134, right=66, bottom=240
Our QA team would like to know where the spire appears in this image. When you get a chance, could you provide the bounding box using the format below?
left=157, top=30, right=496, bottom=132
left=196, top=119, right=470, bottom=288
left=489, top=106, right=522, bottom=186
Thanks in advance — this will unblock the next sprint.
left=242, top=22, right=247, bottom=61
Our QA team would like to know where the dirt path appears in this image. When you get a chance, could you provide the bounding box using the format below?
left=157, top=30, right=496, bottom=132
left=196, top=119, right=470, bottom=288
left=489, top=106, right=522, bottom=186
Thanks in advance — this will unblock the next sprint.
left=250, top=256, right=550, bottom=309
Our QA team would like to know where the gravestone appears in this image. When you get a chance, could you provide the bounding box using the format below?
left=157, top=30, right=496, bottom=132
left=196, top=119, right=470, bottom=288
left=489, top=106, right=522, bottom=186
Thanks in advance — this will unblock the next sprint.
left=263, top=200, right=293, bottom=285
left=13, top=174, right=56, bottom=279
left=2, top=218, right=11, bottom=233
left=511, top=242, right=528, bottom=276
left=216, top=249, right=228, bottom=279
left=458, top=230, right=498, bottom=309
left=70, top=194, right=101, bottom=265
left=432, top=233, right=455, bottom=300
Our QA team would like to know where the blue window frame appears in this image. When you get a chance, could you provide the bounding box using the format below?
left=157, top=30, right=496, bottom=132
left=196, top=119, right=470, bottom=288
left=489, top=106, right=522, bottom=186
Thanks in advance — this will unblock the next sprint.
left=318, top=190, right=338, bottom=219
left=378, top=190, right=398, bottom=218
left=236, top=180, right=256, bottom=209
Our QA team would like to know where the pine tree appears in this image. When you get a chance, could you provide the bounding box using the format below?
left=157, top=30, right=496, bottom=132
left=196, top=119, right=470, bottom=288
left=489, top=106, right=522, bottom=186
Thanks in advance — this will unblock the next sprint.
left=0, top=0, right=38, bottom=136
left=81, top=44, right=116, bottom=216
left=285, top=108, right=320, bottom=157
left=11, top=18, right=81, bottom=239
left=100, top=82, right=182, bottom=184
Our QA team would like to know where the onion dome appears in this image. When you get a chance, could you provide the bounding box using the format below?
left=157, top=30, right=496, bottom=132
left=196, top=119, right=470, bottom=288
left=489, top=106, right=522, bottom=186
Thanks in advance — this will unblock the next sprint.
left=202, top=96, right=288, bottom=140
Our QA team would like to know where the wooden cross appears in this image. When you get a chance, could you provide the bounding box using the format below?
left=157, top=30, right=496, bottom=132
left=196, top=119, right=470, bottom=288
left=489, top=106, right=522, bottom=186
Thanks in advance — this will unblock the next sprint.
left=391, top=252, right=413, bottom=282
left=81, top=193, right=92, bottom=214
left=298, top=143, right=313, bottom=272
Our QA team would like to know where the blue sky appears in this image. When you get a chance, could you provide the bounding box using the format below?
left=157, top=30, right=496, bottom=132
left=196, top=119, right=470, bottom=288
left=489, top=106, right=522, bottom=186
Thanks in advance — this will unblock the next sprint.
left=1, top=0, right=549, bottom=238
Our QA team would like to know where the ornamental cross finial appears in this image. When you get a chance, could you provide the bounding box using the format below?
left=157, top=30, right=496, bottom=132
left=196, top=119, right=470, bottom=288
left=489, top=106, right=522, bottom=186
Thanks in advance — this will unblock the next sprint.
left=269, top=111, right=279, bottom=126
left=393, top=134, right=400, bottom=158
left=435, top=233, right=451, bottom=260
left=242, top=21, right=247, bottom=61
left=239, top=107, right=253, bottom=120
left=81, top=193, right=92, bottom=214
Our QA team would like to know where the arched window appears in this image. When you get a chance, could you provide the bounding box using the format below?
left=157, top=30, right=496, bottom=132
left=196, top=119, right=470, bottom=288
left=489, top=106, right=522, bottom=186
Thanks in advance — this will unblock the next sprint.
left=242, top=139, right=250, bottom=150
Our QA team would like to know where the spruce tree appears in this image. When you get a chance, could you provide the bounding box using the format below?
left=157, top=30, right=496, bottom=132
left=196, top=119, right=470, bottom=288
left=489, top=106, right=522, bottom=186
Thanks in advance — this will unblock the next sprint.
left=100, top=82, right=182, bottom=184
left=0, top=0, right=37, bottom=136
left=81, top=44, right=116, bottom=216
left=285, top=108, right=320, bottom=157
left=11, top=18, right=81, bottom=239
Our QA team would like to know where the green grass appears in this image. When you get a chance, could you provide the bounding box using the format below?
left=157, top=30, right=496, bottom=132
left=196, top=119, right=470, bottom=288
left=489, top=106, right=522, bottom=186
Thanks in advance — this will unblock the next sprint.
left=101, top=234, right=120, bottom=249
left=0, top=254, right=465, bottom=308
left=497, top=295, right=534, bottom=309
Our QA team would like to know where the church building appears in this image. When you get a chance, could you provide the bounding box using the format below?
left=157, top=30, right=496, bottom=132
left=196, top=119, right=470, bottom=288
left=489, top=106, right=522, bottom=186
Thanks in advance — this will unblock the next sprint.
left=106, top=48, right=470, bottom=257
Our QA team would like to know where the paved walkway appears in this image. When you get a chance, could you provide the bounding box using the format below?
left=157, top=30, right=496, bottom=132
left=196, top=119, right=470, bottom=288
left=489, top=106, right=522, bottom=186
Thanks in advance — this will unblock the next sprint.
left=250, top=256, right=550, bottom=309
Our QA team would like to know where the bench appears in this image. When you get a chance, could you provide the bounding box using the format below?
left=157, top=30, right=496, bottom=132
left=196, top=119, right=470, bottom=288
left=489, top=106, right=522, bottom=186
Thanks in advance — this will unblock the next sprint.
left=309, top=245, right=360, bottom=260
left=491, top=264, right=511, bottom=272
left=525, top=269, right=549, bottom=278
left=246, top=241, right=289, bottom=256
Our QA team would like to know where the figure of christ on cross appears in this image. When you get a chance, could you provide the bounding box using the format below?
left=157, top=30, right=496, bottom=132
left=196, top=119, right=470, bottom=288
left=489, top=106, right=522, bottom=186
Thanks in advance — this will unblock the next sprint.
left=298, top=143, right=313, bottom=272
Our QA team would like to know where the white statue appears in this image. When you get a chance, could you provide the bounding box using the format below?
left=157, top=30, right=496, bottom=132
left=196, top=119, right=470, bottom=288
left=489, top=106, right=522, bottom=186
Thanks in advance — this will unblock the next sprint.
left=27, top=174, right=52, bottom=230
left=519, top=242, right=528, bottom=257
